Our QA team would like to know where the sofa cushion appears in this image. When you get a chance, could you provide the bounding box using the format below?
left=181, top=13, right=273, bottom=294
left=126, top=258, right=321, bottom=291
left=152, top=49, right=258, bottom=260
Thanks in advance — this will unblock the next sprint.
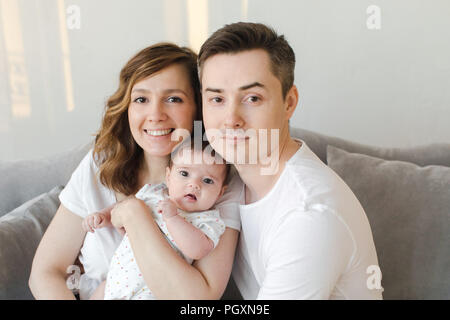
left=0, top=185, right=63, bottom=299
left=291, top=127, right=450, bottom=167
left=327, top=146, right=450, bottom=299
left=0, top=142, right=92, bottom=216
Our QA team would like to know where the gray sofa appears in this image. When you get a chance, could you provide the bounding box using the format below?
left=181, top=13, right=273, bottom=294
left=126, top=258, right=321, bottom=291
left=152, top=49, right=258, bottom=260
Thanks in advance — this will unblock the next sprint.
left=1, top=127, right=449, bottom=300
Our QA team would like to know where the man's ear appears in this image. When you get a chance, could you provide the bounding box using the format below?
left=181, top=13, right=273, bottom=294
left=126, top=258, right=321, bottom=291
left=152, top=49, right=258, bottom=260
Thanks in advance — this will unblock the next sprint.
left=284, top=85, right=299, bottom=120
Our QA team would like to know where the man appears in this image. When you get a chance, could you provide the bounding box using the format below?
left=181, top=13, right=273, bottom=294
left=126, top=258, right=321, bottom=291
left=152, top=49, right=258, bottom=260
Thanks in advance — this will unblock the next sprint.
left=199, top=22, right=383, bottom=299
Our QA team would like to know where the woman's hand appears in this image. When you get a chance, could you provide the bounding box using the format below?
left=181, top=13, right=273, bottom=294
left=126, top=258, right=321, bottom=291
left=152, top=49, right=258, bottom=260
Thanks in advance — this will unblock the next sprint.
left=110, top=196, right=148, bottom=235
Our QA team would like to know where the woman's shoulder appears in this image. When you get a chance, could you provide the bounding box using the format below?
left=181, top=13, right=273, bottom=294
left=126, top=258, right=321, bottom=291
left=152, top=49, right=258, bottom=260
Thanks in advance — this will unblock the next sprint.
left=74, top=148, right=104, bottom=177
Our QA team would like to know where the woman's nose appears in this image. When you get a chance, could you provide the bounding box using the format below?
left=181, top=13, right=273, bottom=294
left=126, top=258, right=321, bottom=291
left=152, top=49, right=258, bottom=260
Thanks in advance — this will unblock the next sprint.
left=146, top=101, right=167, bottom=122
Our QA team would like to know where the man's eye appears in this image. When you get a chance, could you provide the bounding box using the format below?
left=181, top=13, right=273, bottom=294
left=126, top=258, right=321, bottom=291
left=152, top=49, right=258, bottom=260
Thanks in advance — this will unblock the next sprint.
left=167, top=96, right=183, bottom=103
left=203, top=178, right=214, bottom=184
left=246, top=95, right=260, bottom=103
left=179, top=170, right=188, bottom=177
left=210, top=97, right=223, bottom=104
left=133, top=97, right=147, bottom=103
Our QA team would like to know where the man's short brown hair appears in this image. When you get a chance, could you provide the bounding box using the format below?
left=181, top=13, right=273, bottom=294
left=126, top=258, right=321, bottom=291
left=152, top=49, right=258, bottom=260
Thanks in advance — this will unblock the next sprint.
left=198, top=22, right=296, bottom=99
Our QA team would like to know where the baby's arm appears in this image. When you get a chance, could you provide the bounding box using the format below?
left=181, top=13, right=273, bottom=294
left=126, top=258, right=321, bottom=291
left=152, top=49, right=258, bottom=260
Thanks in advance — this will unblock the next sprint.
left=81, top=204, right=115, bottom=233
left=157, top=200, right=214, bottom=260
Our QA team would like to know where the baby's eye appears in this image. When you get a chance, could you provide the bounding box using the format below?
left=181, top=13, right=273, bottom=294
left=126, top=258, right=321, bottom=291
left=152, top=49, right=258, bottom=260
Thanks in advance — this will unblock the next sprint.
left=133, top=97, right=148, bottom=103
left=203, top=178, right=214, bottom=184
left=179, top=170, right=188, bottom=177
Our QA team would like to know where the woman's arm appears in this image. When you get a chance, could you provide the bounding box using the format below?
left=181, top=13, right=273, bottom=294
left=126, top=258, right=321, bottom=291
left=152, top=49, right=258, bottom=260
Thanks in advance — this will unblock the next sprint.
left=111, top=197, right=239, bottom=299
left=29, top=204, right=86, bottom=299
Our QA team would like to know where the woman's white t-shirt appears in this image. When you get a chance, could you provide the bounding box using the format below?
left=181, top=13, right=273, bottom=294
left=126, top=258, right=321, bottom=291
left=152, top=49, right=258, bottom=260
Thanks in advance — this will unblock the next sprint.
left=59, top=149, right=243, bottom=300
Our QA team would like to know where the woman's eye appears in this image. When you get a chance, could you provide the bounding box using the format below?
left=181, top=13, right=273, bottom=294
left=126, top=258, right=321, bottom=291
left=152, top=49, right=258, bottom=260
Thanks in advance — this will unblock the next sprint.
left=133, top=97, right=147, bottom=103
left=179, top=170, right=188, bottom=177
left=167, top=96, right=183, bottom=103
left=203, top=178, right=214, bottom=184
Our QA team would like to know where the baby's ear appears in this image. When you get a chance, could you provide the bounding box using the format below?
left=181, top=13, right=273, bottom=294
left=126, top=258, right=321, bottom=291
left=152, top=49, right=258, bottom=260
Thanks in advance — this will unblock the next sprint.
left=165, top=167, right=171, bottom=182
left=219, top=185, right=227, bottom=198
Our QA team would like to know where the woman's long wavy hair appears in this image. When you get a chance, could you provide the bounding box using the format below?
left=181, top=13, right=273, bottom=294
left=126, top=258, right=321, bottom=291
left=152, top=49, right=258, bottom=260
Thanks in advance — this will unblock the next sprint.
left=93, top=43, right=202, bottom=196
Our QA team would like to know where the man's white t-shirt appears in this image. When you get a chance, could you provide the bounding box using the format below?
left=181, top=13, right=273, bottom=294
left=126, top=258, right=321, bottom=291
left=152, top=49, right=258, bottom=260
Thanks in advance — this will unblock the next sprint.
left=232, top=140, right=383, bottom=299
left=59, top=149, right=242, bottom=300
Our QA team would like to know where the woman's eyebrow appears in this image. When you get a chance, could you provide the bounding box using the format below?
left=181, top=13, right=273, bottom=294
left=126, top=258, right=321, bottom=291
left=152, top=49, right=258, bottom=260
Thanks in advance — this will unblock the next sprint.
left=131, top=88, right=188, bottom=95
left=131, top=88, right=150, bottom=94
left=162, top=89, right=188, bottom=95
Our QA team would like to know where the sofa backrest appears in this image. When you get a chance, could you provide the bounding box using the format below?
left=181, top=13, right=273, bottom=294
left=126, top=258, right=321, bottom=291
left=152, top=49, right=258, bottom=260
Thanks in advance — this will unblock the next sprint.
left=0, top=142, right=93, bottom=216
left=290, top=127, right=450, bottom=167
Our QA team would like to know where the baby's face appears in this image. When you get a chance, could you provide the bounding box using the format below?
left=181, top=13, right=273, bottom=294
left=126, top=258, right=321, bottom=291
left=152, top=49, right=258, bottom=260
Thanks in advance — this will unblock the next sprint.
left=165, top=153, right=227, bottom=212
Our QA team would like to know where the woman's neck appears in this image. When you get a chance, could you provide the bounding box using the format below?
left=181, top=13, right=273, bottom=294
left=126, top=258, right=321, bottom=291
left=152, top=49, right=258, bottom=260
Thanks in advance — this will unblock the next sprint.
left=139, top=153, right=170, bottom=186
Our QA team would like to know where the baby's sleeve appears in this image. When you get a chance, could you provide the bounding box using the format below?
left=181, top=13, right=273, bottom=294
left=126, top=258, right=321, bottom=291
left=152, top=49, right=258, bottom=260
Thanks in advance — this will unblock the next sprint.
left=186, top=210, right=226, bottom=248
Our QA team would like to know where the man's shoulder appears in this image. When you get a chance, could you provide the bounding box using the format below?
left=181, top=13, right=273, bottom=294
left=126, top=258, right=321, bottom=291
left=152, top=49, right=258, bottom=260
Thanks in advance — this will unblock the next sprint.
left=273, top=143, right=363, bottom=221
left=281, top=144, right=344, bottom=196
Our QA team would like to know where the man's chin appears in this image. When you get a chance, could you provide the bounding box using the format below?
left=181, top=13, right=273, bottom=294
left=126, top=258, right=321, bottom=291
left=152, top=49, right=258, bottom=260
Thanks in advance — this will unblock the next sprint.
left=210, top=141, right=252, bottom=165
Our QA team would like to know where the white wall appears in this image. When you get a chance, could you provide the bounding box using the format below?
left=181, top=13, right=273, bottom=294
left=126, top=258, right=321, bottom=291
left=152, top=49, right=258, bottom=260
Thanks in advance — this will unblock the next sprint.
left=0, top=0, right=449, bottom=161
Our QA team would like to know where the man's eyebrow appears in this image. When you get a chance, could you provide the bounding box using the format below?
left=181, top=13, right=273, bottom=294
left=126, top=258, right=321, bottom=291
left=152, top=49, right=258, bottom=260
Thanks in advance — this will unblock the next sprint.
left=204, top=87, right=223, bottom=93
left=239, top=82, right=265, bottom=91
left=204, top=82, right=265, bottom=93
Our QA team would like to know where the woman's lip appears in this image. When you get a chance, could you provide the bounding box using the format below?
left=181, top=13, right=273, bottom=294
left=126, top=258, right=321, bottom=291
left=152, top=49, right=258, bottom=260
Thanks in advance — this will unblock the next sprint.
left=143, top=128, right=174, bottom=137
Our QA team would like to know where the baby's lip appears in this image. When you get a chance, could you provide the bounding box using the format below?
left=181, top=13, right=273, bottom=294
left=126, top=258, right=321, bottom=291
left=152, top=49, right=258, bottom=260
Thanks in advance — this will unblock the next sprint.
left=184, top=193, right=197, bottom=201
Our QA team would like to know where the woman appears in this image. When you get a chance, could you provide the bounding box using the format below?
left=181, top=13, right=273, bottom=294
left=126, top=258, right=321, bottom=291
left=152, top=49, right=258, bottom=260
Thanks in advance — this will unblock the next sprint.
left=29, top=43, right=243, bottom=299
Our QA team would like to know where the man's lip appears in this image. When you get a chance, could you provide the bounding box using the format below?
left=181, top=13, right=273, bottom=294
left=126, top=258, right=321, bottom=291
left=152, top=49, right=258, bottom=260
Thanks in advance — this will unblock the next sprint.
left=222, top=135, right=250, bottom=140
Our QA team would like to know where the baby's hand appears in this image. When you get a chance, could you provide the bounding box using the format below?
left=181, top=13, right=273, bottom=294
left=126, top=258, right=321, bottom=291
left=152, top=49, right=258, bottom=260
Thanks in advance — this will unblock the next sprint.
left=156, top=199, right=178, bottom=220
left=82, top=212, right=111, bottom=233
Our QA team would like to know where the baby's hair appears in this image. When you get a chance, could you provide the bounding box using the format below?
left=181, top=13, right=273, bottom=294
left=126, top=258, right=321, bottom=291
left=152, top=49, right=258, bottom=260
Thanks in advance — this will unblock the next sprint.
left=169, top=139, right=231, bottom=184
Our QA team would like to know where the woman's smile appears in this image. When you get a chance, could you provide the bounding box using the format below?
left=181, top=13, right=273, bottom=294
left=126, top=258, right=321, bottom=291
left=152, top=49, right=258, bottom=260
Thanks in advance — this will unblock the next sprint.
left=143, top=128, right=174, bottom=137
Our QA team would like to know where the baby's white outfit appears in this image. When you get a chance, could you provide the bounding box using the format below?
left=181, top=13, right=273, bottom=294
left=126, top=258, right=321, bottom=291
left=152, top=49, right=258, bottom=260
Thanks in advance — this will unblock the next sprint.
left=104, top=183, right=226, bottom=300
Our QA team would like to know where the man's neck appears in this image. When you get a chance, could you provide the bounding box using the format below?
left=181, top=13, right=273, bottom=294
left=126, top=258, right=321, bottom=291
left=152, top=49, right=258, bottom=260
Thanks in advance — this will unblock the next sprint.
left=236, top=136, right=301, bottom=204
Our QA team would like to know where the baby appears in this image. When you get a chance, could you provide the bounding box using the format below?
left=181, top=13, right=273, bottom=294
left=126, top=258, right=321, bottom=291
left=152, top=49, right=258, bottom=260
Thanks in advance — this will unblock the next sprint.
left=82, top=141, right=230, bottom=300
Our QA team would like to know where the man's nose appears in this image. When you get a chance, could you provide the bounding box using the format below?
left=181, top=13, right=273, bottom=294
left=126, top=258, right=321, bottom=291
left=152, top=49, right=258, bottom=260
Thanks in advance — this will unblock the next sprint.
left=223, top=101, right=244, bottom=129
